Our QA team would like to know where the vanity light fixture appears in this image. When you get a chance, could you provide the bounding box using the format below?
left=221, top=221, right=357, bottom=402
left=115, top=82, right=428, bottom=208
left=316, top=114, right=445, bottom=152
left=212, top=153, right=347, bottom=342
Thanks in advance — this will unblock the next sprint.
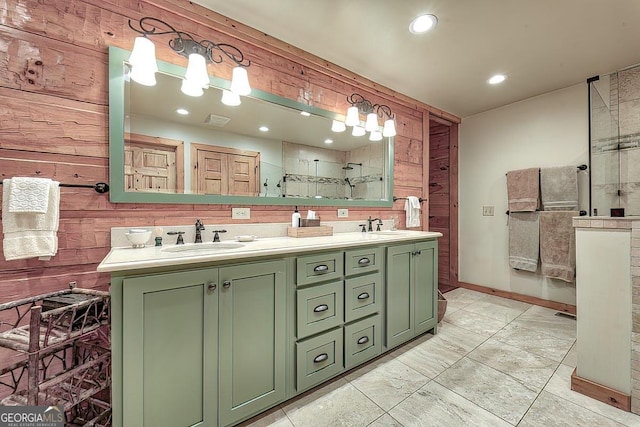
left=331, top=120, right=346, bottom=133
left=344, top=93, right=397, bottom=138
left=127, top=16, right=252, bottom=103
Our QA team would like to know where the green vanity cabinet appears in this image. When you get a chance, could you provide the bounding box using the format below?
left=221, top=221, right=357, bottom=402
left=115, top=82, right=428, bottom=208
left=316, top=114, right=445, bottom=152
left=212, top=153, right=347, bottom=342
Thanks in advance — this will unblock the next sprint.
left=121, top=268, right=218, bottom=427
left=117, top=259, right=286, bottom=427
left=385, top=240, right=438, bottom=349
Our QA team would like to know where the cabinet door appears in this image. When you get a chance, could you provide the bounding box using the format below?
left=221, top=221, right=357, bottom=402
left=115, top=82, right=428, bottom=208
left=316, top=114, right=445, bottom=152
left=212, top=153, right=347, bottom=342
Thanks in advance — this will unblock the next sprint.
left=122, top=269, right=218, bottom=427
left=385, top=244, right=414, bottom=349
left=414, top=240, right=438, bottom=335
left=218, top=260, right=286, bottom=426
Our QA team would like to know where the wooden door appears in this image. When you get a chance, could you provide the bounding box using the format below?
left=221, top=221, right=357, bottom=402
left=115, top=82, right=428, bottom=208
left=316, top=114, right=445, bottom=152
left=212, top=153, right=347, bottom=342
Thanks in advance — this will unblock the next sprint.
left=191, top=143, right=260, bottom=196
left=429, top=120, right=459, bottom=293
left=124, top=133, right=184, bottom=193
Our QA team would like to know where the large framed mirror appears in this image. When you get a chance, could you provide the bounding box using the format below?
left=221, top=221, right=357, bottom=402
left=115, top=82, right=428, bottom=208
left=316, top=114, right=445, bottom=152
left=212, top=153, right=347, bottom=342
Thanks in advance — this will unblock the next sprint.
left=109, top=47, right=393, bottom=206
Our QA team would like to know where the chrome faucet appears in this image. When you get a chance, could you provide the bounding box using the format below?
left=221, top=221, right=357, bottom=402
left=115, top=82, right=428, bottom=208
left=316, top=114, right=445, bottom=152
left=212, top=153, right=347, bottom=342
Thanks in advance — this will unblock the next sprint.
left=195, top=219, right=205, bottom=243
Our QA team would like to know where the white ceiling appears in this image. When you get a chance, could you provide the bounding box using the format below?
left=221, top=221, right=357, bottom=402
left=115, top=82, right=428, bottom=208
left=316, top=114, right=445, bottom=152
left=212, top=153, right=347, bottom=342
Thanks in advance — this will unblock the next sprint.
left=195, top=0, right=640, bottom=118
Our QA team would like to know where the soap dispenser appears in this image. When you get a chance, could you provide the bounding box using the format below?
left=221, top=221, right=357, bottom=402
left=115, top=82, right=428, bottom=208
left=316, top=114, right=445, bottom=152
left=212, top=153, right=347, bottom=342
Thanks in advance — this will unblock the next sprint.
left=291, top=206, right=301, bottom=228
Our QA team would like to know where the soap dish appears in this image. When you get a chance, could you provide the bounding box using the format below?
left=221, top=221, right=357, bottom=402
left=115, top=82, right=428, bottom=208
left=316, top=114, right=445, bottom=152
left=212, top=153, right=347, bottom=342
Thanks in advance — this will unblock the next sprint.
left=126, top=229, right=152, bottom=248
left=235, top=235, right=257, bottom=242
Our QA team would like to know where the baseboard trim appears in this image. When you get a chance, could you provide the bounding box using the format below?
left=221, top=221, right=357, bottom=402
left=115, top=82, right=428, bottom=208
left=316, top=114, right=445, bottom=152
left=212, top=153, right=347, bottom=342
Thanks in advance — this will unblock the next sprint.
left=456, top=282, right=576, bottom=315
left=571, top=368, right=631, bottom=411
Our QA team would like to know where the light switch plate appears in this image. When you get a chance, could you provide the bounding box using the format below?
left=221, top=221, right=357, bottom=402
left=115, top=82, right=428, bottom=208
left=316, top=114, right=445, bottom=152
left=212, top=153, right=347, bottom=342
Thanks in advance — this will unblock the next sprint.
left=482, top=206, right=494, bottom=216
left=337, top=208, right=349, bottom=218
left=232, top=207, right=251, bottom=219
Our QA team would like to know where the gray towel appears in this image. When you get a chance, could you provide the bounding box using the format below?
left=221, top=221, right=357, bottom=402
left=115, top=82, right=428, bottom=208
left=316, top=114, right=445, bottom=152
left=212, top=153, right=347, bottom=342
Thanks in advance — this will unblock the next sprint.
left=506, top=168, right=540, bottom=212
left=540, top=211, right=578, bottom=282
left=540, top=166, right=579, bottom=211
left=508, top=212, right=539, bottom=272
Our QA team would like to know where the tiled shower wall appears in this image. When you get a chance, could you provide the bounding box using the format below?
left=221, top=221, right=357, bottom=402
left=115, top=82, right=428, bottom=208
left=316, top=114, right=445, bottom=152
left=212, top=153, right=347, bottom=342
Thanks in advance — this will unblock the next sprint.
left=591, top=66, right=640, bottom=216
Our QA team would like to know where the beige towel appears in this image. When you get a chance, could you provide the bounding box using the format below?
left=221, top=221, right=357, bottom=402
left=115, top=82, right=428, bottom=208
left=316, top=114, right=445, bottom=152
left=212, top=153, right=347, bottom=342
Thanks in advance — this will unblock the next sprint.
left=8, top=177, right=52, bottom=213
left=508, top=212, right=539, bottom=272
left=540, top=166, right=579, bottom=211
left=2, top=179, right=60, bottom=261
left=404, top=196, right=421, bottom=228
left=507, top=168, right=540, bottom=212
left=540, top=211, right=578, bottom=282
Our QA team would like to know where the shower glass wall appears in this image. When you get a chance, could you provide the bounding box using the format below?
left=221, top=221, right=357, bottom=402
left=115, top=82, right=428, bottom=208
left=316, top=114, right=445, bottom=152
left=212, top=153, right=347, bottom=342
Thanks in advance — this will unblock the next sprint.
left=589, top=65, right=640, bottom=216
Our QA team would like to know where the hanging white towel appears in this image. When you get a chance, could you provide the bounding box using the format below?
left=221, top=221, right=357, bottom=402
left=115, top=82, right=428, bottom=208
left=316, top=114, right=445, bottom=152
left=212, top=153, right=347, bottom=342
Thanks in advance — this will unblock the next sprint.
left=2, top=178, right=60, bottom=261
left=404, top=196, right=421, bottom=228
left=8, top=177, right=52, bottom=213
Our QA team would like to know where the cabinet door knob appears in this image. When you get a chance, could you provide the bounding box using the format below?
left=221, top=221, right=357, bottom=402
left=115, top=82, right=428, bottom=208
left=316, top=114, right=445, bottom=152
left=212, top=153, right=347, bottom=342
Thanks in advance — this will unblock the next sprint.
left=357, top=292, right=370, bottom=300
left=313, top=353, right=329, bottom=363
left=222, top=280, right=232, bottom=289
left=313, top=264, right=329, bottom=274
left=357, top=257, right=371, bottom=266
left=357, top=336, right=370, bottom=345
left=207, top=283, right=217, bottom=293
left=313, top=304, right=329, bottom=313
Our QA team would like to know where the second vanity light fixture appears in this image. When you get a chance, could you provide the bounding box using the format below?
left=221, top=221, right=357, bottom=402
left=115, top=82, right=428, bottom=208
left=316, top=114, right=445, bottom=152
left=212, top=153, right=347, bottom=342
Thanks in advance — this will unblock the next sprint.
left=127, top=16, right=252, bottom=106
left=338, top=93, right=397, bottom=140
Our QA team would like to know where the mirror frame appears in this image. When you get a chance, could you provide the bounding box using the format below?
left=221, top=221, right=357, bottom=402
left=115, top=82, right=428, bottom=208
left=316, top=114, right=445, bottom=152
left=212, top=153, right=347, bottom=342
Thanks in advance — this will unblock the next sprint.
left=108, top=46, right=394, bottom=206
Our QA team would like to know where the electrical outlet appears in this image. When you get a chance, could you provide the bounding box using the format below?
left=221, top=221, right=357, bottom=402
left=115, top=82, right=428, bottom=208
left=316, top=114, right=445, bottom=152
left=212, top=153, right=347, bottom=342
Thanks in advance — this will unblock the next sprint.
left=337, top=208, right=349, bottom=218
left=482, top=206, right=494, bottom=216
left=232, top=207, right=251, bottom=219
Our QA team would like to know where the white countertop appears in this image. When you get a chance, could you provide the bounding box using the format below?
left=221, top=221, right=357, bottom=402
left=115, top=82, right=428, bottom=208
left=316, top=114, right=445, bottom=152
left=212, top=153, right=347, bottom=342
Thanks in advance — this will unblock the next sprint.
left=98, top=230, right=442, bottom=273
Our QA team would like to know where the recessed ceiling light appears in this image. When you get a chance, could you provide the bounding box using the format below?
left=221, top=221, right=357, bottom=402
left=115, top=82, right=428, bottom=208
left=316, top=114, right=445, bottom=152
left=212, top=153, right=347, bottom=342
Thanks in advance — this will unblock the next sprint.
left=259, top=126, right=269, bottom=132
left=324, top=139, right=333, bottom=144
left=300, top=111, right=311, bottom=117
left=176, top=108, right=189, bottom=115
left=409, top=14, right=438, bottom=34
left=488, top=74, right=507, bottom=85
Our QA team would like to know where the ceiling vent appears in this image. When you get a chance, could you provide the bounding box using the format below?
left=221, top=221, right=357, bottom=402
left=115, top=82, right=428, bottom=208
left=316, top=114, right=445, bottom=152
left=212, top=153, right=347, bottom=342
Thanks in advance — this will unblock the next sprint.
left=204, top=113, right=231, bottom=127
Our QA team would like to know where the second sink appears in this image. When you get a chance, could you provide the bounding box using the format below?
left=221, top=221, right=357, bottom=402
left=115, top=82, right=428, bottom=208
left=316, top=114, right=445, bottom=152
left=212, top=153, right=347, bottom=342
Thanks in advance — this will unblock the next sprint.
left=162, top=242, right=245, bottom=253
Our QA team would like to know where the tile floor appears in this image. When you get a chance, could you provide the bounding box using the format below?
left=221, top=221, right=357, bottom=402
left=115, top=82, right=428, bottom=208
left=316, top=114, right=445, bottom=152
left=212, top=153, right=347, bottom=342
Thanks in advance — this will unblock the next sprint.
left=242, top=288, right=640, bottom=426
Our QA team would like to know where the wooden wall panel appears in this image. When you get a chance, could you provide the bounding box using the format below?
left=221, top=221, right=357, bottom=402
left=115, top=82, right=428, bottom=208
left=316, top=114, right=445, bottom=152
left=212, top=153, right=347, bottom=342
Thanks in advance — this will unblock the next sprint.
left=0, top=0, right=458, bottom=315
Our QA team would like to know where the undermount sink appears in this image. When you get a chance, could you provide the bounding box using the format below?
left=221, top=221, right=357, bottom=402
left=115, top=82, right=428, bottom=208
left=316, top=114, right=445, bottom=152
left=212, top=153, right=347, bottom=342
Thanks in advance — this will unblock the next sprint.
left=162, top=242, right=245, bottom=253
left=369, top=230, right=410, bottom=235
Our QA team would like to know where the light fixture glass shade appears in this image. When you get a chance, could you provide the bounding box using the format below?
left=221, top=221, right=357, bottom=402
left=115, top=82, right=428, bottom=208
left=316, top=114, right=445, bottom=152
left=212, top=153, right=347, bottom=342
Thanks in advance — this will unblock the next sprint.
left=331, top=120, right=346, bottom=132
left=184, top=53, right=209, bottom=87
left=230, top=66, right=251, bottom=96
left=345, top=106, right=360, bottom=127
left=128, top=37, right=158, bottom=86
left=369, top=130, right=383, bottom=141
left=180, top=79, right=204, bottom=97
left=129, top=65, right=157, bottom=86
left=382, top=118, right=397, bottom=137
left=352, top=125, right=366, bottom=137
left=365, top=113, right=380, bottom=132
left=221, top=89, right=241, bottom=106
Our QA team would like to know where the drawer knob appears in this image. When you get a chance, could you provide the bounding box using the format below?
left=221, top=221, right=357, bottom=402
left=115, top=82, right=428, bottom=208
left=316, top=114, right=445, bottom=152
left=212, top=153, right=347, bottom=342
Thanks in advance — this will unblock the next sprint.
left=313, top=304, right=329, bottom=313
left=313, top=264, right=329, bottom=274
left=357, top=257, right=371, bottom=266
left=313, top=353, right=329, bottom=363
left=222, top=280, right=232, bottom=289
left=357, top=292, right=370, bottom=300
left=357, top=336, right=370, bottom=345
left=207, top=282, right=217, bottom=293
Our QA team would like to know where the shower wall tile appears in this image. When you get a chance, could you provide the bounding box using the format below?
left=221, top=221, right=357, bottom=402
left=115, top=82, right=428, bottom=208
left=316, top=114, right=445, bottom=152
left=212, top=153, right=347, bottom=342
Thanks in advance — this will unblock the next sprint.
left=619, top=100, right=640, bottom=136
left=619, top=67, right=640, bottom=103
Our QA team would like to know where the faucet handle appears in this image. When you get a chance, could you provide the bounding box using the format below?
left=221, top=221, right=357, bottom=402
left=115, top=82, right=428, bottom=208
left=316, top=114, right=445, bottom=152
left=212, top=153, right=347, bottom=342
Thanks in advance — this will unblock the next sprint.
left=358, top=224, right=367, bottom=233
left=376, top=220, right=382, bottom=232
left=167, top=231, right=185, bottom=244
left=212, top=229, right=227, bottom=242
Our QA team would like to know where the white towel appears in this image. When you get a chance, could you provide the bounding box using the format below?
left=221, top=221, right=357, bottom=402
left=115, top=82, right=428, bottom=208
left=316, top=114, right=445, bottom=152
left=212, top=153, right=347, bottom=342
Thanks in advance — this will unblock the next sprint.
left=404, top=196, right=421, bottom=228
left=8, top=177, right=52, bottom=213
left=2, top=178, right=60, bottom=261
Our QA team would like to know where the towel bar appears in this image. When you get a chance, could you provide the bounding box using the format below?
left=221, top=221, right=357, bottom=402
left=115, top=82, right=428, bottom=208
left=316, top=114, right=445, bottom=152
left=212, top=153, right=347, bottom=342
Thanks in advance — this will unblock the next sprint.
left=505, top=164, right=588, bottom=176
left=0, top=181, right=109, bottom=193
left=393, top=196, right=426, bottom=202
left=506, top=210, right=587, bottom=216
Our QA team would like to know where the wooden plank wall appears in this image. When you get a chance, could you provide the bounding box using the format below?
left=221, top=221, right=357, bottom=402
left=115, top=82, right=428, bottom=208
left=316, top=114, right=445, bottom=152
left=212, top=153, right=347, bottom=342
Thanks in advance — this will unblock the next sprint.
left=0, top=0, right=460, bottom=309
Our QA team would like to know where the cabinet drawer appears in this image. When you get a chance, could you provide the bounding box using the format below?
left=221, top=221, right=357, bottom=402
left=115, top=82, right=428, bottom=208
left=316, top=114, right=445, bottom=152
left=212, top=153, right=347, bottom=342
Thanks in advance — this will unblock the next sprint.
left=296, top=251, right=343, bottom=286
left=344, top=273, right=381, bottom=323
left=296, top=328, right=344, bottom=391
left=345, top=247, right=382, bottom=276
left=344, top=315, right=382, bottom=370
left=297, top=281, right=344, bottom=339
